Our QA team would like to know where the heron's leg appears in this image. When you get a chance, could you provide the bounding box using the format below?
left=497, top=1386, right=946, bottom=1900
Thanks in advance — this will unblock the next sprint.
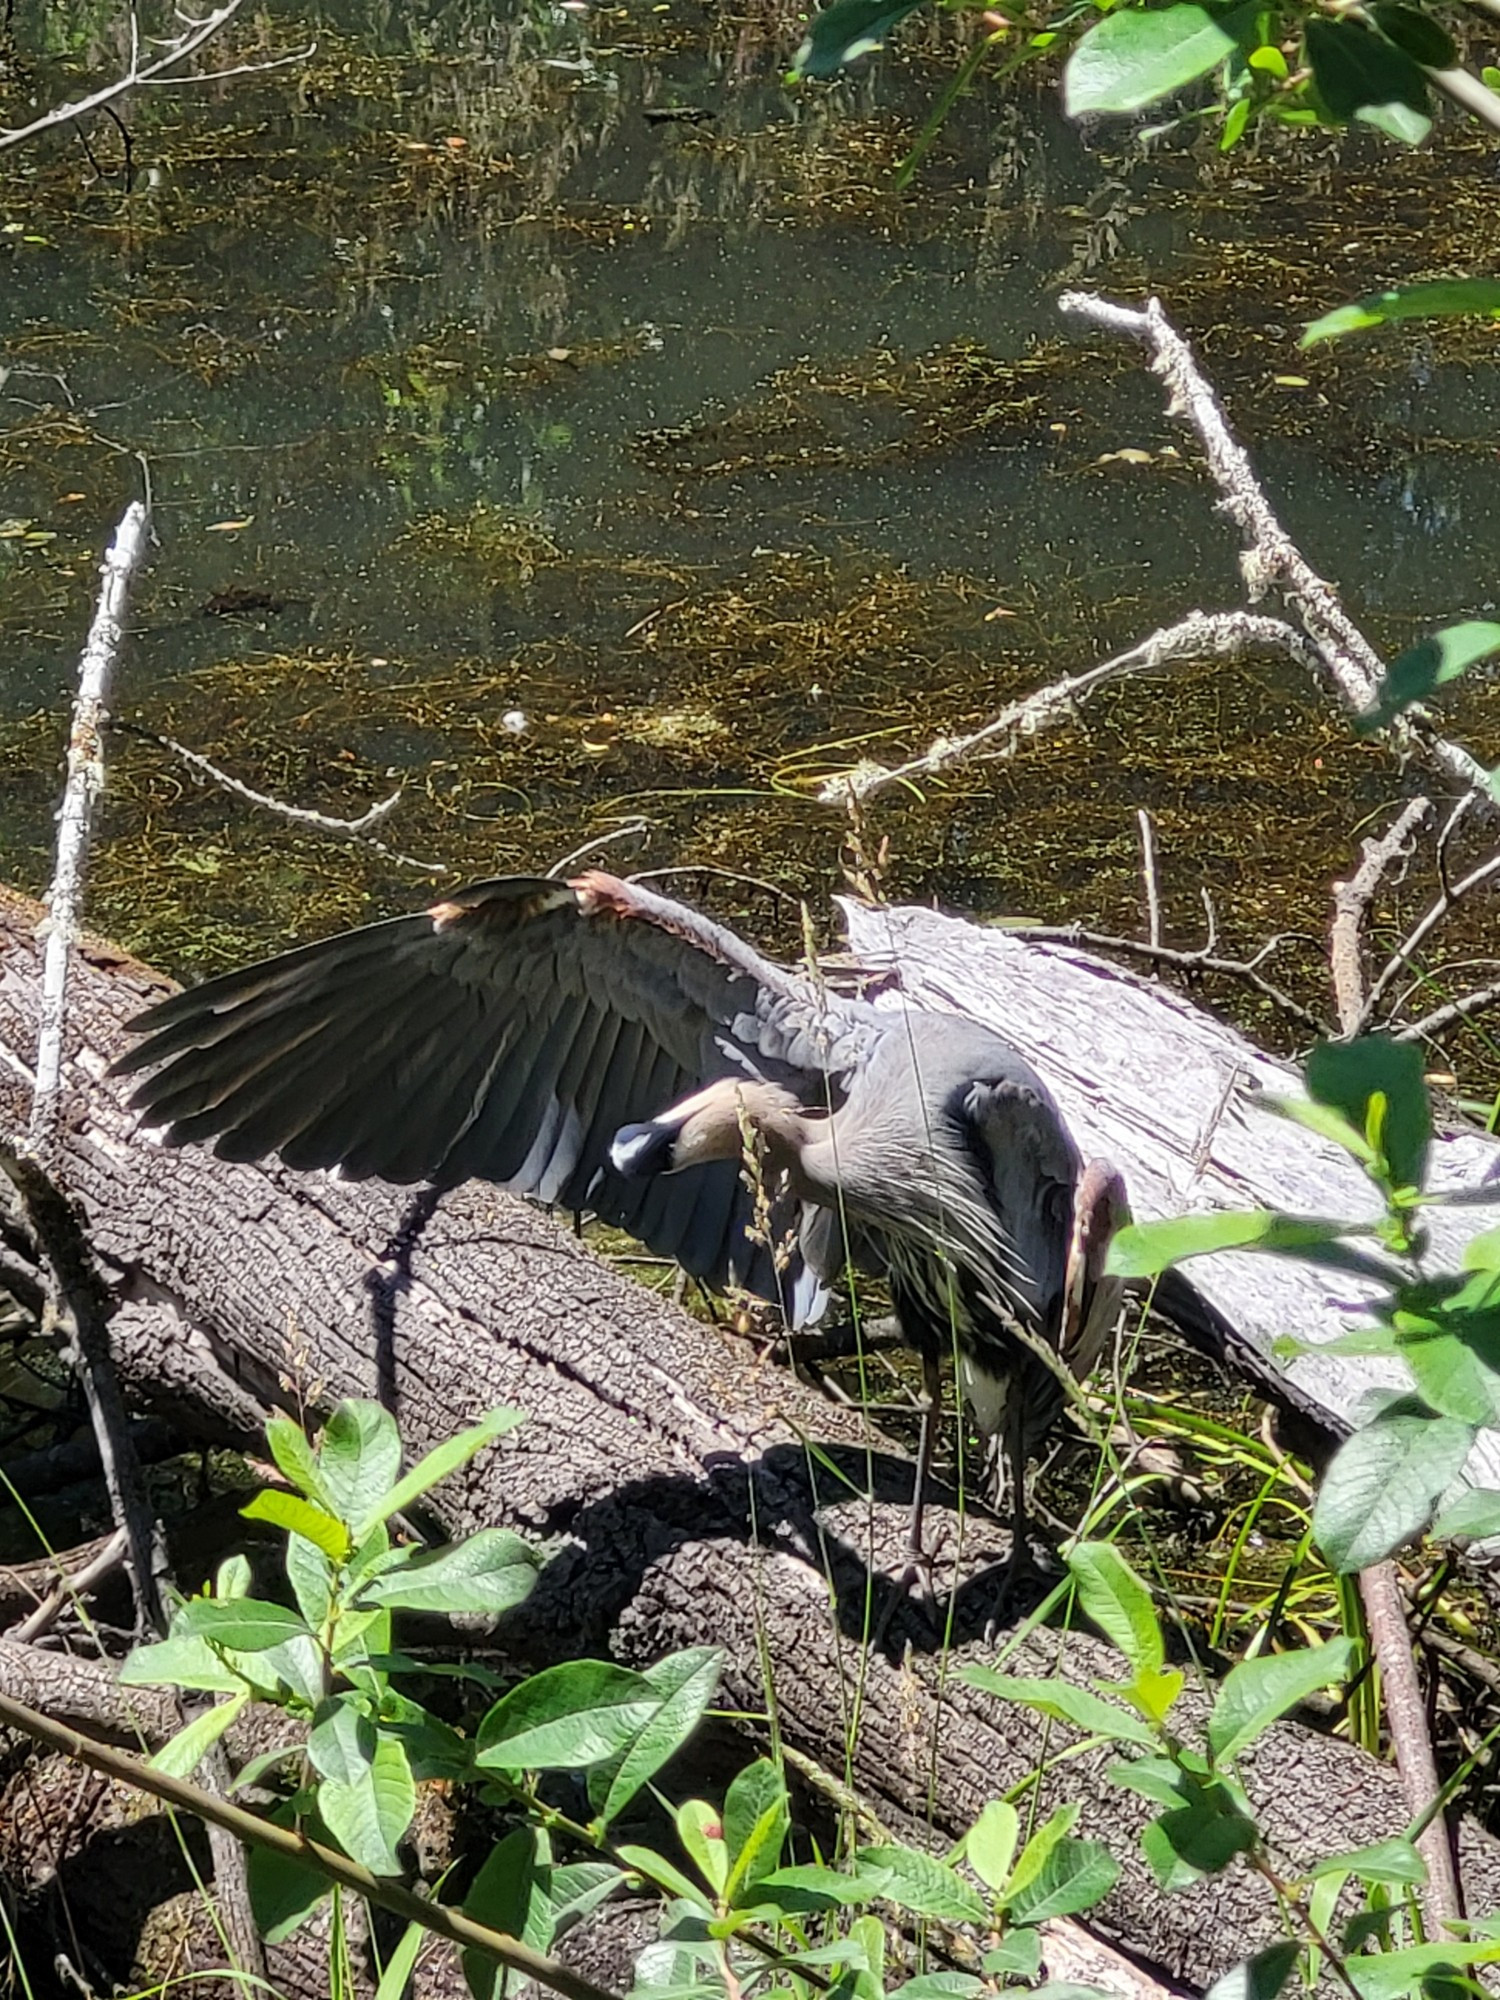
left=905, top=1344, right=945, bottom=1568
left=985, top=1394, right=1040, bottom=1639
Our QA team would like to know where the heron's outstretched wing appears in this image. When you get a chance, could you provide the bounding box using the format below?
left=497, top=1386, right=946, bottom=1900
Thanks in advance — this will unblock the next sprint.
left=112, top=870, right=848, bottom=1313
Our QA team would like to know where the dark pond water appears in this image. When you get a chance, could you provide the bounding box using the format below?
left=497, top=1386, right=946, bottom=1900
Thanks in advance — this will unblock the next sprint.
left=3, top=0, right=1499, bottom=1039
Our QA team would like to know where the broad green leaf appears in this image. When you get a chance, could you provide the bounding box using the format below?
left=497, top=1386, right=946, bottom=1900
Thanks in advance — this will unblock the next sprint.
left=1107, top=1210, right=1367, bottom=1279
left=790, top=0, right=924, bottom=78
left=176, top=1598, right=315, bottom=1653
left=216, top=1553, right=252, bottom=1599
left=1068, top=1544, right=1162, bottom=1674
left=1305, top=1039, right=1430, bottom=1192
left=1004, top=1837, right=1118, bottom=1924
left=1464, top=1226, right=1500, bottom=1273
left=286, top=1530, right=335, bottom=1629
left=1313, top=1400, right=1476, bottom=1570
left=745, top=1862, right=864, bottom=1911
left=1204, top=1942, right=1300, bottom=2000
left=1109, top=1754, right=1191, bottom=1807
left=1358, top=622, right=1500, bottom=734
left=374, top=1920, right=426, bottom=2000
left=476, top=1660, right=660, bottom=1771
left=1308, top=1837, right=1426, bottom=1885
left=307, top=1694, right=377, bottom=1785
left=1002, top=1804, right=1078, bottom=1906
left=317, top=1401, right=403, bottom=1531
left=962, top=1668, right=1157, bottom=1746
left=1141, top=1784, right=1257, bottom=1889
left=462, top=1826, right=538, bottom=2000
left=149, top=1692, right=248, bottom=1779
left=1370, top=4, right=1455, bottom=66
left=591, top=1646, right=723, bottom=1829
left=242, top=1489, right=351, bottom=1563
left=1347, top=1943, right=1500, bottom=2000
left=1207, top=1639, right=1357, bottom=1762
left=616, top=1842, right=715, bottom=1908
left=1064, top=4, right=1246, bottom=114
left=982, top=1932, right=1042, bottom=1979
left=118, top=1631, right=244, bottom=1693
left=265, top=1415, right=328, bottom=1505
left=355, top=1407, right=524, bottom=1538
left=1264, top=1094, right=1375, bottom=1165
left=380, top=1690, right=473, bottom=1782
left=723, top=1759, right=790, bottom=1901
left=1303, top=278, right=1500, bottom=347
left=1396, top=1305, right=1500, bottom=1426
left=892, top=1978, right=985, bottom=2000
left=1304, top=14, right=1430, bottom=142
left=1432, top=1487, right=1500, bottom=1541
left=850, top=1844, right=987, bottom=1924
left=964, top=1799, right=1020, bottom=1894
left=355, top=1529, right=539, bottom=1616
left=244, top=1632, right=327, bottom=1707
left=1127, top=1665, right=1186, bottom=1727
left=318, top=1731, right=416, bottom=1876
left=677, top=1798, right=730, bottom=1895
left=247, top=1841, right=331, bottom=1943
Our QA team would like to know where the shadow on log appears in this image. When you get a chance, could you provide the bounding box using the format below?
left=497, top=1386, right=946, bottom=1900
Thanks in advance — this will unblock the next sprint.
left=2, top=882, right=1499, bottom=1994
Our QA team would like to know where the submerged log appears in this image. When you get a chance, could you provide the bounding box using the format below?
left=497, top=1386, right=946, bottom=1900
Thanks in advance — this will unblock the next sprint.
left=2, top=882, right=1499, bottom=1993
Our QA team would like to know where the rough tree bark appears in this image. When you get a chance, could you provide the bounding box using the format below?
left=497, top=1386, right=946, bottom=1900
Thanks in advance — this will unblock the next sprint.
left=2, top=883, right=1499, bottom=1997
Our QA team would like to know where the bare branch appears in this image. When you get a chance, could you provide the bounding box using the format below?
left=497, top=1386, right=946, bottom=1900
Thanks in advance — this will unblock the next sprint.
left=1396, top=978, right=1500, bottom=1045
left=1423, top=62, right=1500, bottom=133
left=821, top=610, right=1313, bottom=804
left=32, top=500, right=151, bottom=1160
left=1019, top=921, right=1326, bottom=1032
left=114, top=719, right=449, bottom=876
left=0, top=0, right=313, bottom=154
left=1359, top=845, right=1500, bottom=1032
left=1137, top=808, right=1162, bottom=952
left=1328, top=798, right=1432, bottom=1035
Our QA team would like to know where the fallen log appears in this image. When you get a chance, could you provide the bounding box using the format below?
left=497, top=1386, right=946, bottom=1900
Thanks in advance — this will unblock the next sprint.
left=2, top=882, right=1499, bottom=1996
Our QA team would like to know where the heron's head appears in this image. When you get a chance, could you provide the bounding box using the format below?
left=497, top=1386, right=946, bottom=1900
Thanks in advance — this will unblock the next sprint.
left=610, top=1078, right=809, bottom=1179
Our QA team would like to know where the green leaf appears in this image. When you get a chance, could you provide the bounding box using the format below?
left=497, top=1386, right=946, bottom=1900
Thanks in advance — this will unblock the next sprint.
left=1068, top=1544, right=1162, bottom=1674
left=1306, top=1038, right=1430, bottom=1192
left=316, top=1401, right=403, bottom=1532
left=475, top=1660, right=661, bottom=1771
left=380, top=1691, right=473, bottom=1782
left=462, top=1827, right=538, bottom=2000
left=1141, top=1783, right=1258, bottom=1889
left=789, top=0, right=924, bottom=78
left=216, top=1553, right=252, bottom=1599
left=1002, top=1804, right=1079, bottom=1906
left=176, top=1598, right=315, bottom=1653
left=1109, top=1754, right=1193, bottom=1807
left=318, top=1731, right=416, bottom=1876
left=242, top=1489, right=352, bottom=1563
left=723, top=1759, right=790, bottom=1901
left=744, top=1862, right=863, bottom=1912
left=355, top=1529, right=539, bottom=1616
left=1396, top=1304, right=1500, bottom=1426
left=1127, top=1665, right=1186, bottom=1727
left=616, top=1842, right=715, bottom=1908
left=1207, top=1639, right=1357, bottom=1762
left=962, top=1668, right=1157, bottom=1746
left=1107, top=1210, right=1370, bottom=1279
left=1308, top=1837, right=1426, bottom=1886
left=1304, top=14, right=1430, bottom=141
left=307, top=1694, right=377, bottom=1786
left=1370, top=3, right=1456, bottom=66
left=286, top=1530, right=335, bottom=1629
left=1064, top=4, right=1247, bottom=114
left=1313, top=1400, right=1476, bottom=1570
left=1004, top=1837, right=1118, bottom=1923
left=849, top=1844, right=987, bottom=1924
left=355, top=1407, right=525, bottom=1539
left=247, top=1841, right=332, bottom=1943
left=375, top=1920, right=426, bottom=2000
left=982, top=1933, right=1042, bottom=1979
left=591, top=1646, right=723, bottom=1830
left=118, top=1631, right=244, bottom=1693
left=265, top=1416, right=328, bottom=1505
left=1204, top=1942, right=1301, bottom=2000
left=964, top=1800, right=1020, bottom=1895
left=892, top=1978, right=985, bottom=2000
left=1432, top=1487, right=1500, bottom=1541
left=1358, top=622, right=1500, bottom=733
left=1347, top=1944, right=1500, bottom=2000
left=1304, top=279, right=1500, bottom=346
left=677, top=1798, right=730, bottom=1895
left=148, top=1693, right=248, bottom=1779
left=1264, top=1094, right=1376, bottom=1165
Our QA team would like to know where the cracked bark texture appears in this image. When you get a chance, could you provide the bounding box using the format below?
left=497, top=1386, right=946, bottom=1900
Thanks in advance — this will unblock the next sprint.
left=2, top=884, right=1499, bottom=1994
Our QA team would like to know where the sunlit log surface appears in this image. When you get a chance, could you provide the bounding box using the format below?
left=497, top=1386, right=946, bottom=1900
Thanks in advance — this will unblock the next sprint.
left=4, top=881, right=1500, bottom=1991
left=842, top=900, right=1500, bottom=1489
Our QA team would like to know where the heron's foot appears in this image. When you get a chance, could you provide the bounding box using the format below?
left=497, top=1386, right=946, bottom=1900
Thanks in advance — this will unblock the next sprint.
left=982, top=1538, right=1054, bottom=1643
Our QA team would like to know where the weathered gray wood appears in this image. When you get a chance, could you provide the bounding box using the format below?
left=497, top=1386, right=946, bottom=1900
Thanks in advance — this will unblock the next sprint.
left=4, top=884, right=1500, bottom=1991
left=842, top=900, right=1500, bottom=1485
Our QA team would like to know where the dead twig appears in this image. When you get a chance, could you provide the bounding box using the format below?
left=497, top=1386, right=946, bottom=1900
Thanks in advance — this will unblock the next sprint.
left=1358, top=845, right=1500, bottom=1035
left=1137, top=808, right=1162, bottom=954
left=1329, top=798, right=1432, bottom=1037
left=1018, top=922, right=1325, bottom=1033
left=11, top=1527, right=129, bottom=1643
left=114, top=719, right=448, bottom=876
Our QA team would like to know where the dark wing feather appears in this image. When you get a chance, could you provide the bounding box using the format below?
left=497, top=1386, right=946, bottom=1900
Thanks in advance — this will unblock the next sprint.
left=113, top=872, right=849, bottom=1310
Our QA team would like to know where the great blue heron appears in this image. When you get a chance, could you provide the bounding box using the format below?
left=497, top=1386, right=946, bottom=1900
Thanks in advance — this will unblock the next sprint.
left=113, top=870, right=1127, bottom=1589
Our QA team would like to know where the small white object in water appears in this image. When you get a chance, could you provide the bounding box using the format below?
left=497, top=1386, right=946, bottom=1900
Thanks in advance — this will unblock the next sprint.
left=502, top=710, right=529, bottom=736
